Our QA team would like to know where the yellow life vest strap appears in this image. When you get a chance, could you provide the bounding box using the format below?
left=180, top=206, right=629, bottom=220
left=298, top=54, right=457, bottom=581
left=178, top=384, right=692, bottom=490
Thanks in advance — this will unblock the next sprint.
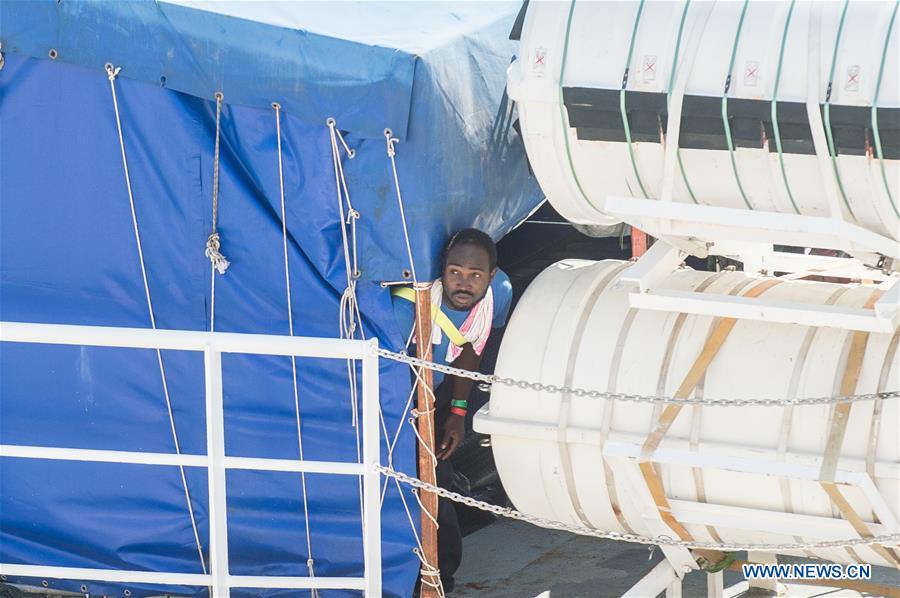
left=391, top=286, right=468, bottom=347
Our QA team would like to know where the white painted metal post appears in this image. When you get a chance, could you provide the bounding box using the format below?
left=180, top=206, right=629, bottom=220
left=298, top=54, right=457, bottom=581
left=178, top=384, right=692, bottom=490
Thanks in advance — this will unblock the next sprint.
left=707, top=570, right=724, bottom=598
left=204, top=348, right=230, bottom=597
left=746, top=552, right=777, bottom=593
left=361, top=339, right=382, bottom=596
left=622, top=559, right=679, bottom=598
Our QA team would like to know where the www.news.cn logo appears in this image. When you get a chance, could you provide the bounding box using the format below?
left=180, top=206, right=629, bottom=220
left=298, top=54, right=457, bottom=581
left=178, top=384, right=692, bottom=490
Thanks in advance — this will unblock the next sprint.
left=742, top=563, right=872, bottom=580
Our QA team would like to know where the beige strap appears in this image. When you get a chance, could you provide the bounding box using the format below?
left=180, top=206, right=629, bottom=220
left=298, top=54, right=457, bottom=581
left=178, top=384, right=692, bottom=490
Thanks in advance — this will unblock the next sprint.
left=639, top=279, right=782, bottom=544
left=819, top=290, right=900, bottom=567
left=777, top=286, right=850, bottom=559
left=558, top=262, right=632, bottom=528
left=604, top=307, right=641, bottom=534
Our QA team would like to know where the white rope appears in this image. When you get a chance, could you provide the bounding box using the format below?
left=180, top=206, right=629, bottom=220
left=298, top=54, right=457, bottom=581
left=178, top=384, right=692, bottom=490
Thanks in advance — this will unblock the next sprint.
left=378, top=465, right=900, bottom=552
left=384, top=129, right=418, bottom=283
left=413, top=547, right=444, bottom=594
left=325, top=117, right=368, bottom=539
left=205, top=92, right=230, bottom=281
left=380, top=382, right=419, bottom=504
left=104, top=63, right=207, bottom=576
left=272, top=103, right=318, bottom=592
left=378, top=130, right=448, bottom=587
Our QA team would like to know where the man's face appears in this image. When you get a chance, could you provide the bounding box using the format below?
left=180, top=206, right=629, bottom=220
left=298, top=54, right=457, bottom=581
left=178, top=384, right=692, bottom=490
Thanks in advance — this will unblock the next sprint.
left=442, top=243, right=496, bottom=310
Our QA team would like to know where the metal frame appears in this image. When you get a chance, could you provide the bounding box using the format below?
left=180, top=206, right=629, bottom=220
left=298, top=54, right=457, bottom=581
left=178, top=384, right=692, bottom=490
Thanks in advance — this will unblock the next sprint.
left=0, top=321, right=383, bottom=597
left=614, top=238, right=899, bottom=333
left=603, top=196, right=900, bottom=260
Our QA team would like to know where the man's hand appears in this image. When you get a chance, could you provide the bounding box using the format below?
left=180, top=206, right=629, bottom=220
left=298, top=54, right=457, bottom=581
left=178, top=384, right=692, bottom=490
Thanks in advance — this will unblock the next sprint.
left=437, top=413, right=465, bottom=460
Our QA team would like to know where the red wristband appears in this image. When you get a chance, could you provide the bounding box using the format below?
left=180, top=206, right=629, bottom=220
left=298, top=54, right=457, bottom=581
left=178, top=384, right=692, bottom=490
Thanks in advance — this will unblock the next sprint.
left=450, top=407, right=468, bottom=417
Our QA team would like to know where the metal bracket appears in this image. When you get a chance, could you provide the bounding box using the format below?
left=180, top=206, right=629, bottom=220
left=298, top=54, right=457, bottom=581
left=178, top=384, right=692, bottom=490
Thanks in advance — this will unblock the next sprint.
left=617, top=237, right=899, bottom=333
left=603, top=196, right=899, bottom=261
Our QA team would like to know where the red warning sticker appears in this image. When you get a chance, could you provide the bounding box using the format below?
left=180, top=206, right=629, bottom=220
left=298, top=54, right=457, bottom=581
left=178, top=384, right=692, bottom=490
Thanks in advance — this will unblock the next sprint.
left=533, top=47, right=548, bottom=78
left=845, top=65, right=860, bottom=93
left=744, top=61, right=760, bottom=87
left=642, top=55, right=657, bottom=83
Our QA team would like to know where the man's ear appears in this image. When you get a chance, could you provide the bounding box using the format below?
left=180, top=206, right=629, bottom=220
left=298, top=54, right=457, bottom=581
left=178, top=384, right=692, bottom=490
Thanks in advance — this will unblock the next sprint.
left=490, top=267, right=498, bottom=280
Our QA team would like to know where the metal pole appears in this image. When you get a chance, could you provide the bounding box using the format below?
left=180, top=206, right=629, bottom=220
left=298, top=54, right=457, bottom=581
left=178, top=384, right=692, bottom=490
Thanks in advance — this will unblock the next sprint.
left=414, top=283, right=440, bottom=598
left=204, top=348, right=230, bottom=597
left=362, top=339, right=383, bottom=596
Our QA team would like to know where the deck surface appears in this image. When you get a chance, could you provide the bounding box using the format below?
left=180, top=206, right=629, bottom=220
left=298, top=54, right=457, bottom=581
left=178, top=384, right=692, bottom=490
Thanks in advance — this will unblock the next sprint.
left=454, top=518, right=899, bottom=597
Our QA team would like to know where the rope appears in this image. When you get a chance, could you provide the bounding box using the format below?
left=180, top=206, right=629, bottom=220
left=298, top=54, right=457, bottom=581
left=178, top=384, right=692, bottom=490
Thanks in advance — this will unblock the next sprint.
left=104, top=63, right=208, bottom=576
left=666, top=0, right=699, bottom=205
left=272, top=103, right=318, bottom=592
left=377, top=465, right=900, bottom=552
left=413, top=548, right=445, bottom=595
left=721, top=0, right=753, bottom=210
left=823, top=0, right=857, bottom=221
left=326, top=116, right=367, bottom=545
left=384, top=129, right=418, bottom=283
left=205, top=92, right=230, bottom=279
left=557, top=0, right=602, bottom=213
left=872, top=0, right=899, bottom=218
left=771, top=1, right=802, bottom=215
left=374, top=347, right=900, bottom=407
left=620, top=0, right=651, bottom=199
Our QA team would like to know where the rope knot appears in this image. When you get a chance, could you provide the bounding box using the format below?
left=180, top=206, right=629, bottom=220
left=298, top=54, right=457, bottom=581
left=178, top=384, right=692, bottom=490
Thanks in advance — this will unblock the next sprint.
left=205, top=232, right=230, bottom=274
left=384, top=129, right=399, bottom=157
left=105, top=63, right=121, bottom=81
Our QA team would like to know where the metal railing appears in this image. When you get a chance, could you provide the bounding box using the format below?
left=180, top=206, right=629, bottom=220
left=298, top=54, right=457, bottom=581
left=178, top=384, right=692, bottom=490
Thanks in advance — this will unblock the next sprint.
left=0, top=321, right=382, bottom=596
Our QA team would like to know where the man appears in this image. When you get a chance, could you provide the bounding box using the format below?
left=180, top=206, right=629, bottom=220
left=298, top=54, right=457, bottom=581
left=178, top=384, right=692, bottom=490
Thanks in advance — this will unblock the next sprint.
left=392, top=228, right=512, bottom=593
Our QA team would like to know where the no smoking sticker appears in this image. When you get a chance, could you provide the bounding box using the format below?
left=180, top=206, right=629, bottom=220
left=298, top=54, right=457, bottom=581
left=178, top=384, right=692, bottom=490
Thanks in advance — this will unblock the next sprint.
left=642, top=55, right=657, bottom=83
left=533, top=47, right=548, bottom=78
left=744, top=61, right=760, bottom=87
left=845, top=65, right=860, bottom=93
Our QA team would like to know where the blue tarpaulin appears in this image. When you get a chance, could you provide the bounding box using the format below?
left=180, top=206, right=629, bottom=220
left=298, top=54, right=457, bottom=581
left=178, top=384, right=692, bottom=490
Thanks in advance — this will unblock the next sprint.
left=0, top=1, right=541, bottom=596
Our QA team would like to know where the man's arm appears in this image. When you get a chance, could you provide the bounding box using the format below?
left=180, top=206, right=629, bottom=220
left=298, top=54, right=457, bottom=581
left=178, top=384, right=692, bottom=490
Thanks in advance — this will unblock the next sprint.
left=436, top=342, right=481, bottom=460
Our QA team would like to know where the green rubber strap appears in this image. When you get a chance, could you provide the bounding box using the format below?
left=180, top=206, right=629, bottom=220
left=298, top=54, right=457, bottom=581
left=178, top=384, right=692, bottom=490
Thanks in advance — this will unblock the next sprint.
left=451, top=399, right=469, bottom=409
left=721, top=0, right=753, bottom=210
left=558, top=0, right=602, bottom=213
left=666, top=0, right=699, bottom=205
left=620, top=0, right=651, bottom=199
left=699, top=552, right=737, bottom=573
left=823, top=0, right=857, bottom=220
left=872, top=0, right=899, bottom=218
left=771, top=1, right=801, bottom=215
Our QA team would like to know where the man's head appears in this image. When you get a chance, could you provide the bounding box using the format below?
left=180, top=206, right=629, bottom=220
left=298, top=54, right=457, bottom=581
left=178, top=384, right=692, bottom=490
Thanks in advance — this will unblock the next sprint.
left=441, top=228, right=498, bottom=310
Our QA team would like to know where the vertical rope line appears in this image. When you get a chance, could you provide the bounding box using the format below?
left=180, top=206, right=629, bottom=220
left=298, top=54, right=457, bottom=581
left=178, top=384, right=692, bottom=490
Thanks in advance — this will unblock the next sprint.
left=823, top=0, right=857, bottom=220
left=105, top=64, right=208, bottom=576
left=771, top=1, right=802, bottom=215
left=872, top=0, right=899, bottom=218
left=327, top=118, right=366, bottom=544
left=721, top=0, right=754, bottom=210
left=207, top=92, right=228, bottom=332
left=380, top=127, right=442, bottom=596
left=211, top=94, right=223, bottom=235
left=384, top=129, right=419, bottom=283
left=666, top=0, right=699, bottom=204
left=204, top=93, right=230, bottom=282
left=273, top=103, right=317, bottom=593
left=620, top=0, right=651, bottom=199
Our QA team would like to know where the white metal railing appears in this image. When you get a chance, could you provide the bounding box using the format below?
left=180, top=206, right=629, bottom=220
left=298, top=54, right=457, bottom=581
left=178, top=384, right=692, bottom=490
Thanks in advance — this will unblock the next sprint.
left=0, top=321, right=382, bottom=596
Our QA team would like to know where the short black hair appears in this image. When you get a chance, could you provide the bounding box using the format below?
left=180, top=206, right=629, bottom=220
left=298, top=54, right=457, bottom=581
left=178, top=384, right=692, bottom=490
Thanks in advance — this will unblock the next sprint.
left=443, top=228, right=498, bottom=271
